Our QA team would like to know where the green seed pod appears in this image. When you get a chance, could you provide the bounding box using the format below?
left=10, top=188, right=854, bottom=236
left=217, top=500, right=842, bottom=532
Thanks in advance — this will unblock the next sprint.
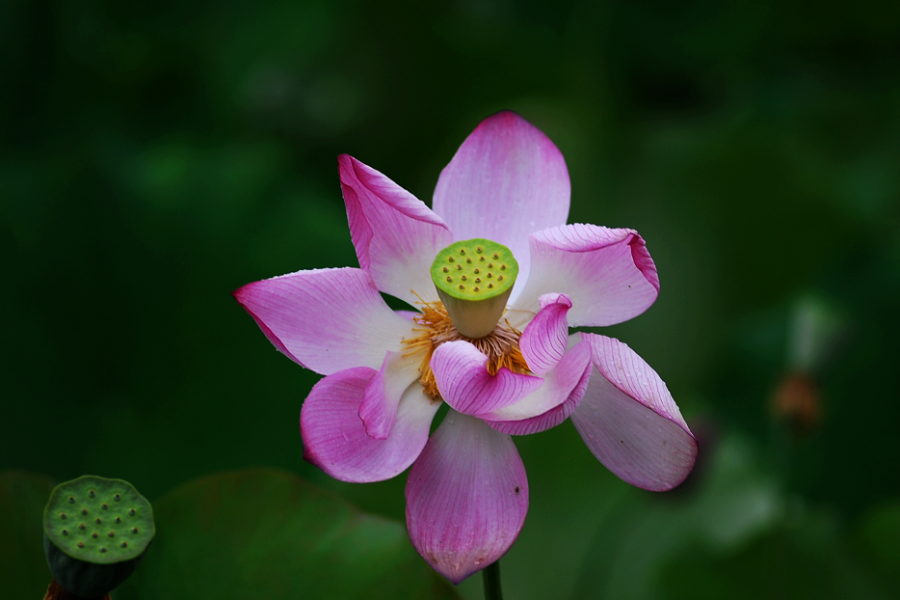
left=43, top=475, right=154, bottom=598
left=430, top=238, right=519, bottom=338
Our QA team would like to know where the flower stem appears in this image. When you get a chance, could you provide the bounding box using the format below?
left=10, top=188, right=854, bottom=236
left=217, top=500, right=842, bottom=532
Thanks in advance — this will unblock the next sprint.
left=482, top=560, right=503, bottom=600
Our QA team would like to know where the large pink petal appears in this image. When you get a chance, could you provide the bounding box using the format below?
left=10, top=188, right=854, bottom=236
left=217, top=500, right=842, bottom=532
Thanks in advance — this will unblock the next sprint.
left=519, top=293, right=572, bottom=375
left=234, top=267, right=414, bottom=375
left=571, top=334, right=697, bottom=491
left=406, top=412, right=528, bottom=584
left=510, top=224, right=659, bottom=329
left=340, top=154, right=453, bottom=305
left=359, top=350, right=424, bottom=440
left=430, top=341, right=543, bottom=417
left=301, top=367, right=440, bottom=483
left=432, top=111, right=570, bottom=291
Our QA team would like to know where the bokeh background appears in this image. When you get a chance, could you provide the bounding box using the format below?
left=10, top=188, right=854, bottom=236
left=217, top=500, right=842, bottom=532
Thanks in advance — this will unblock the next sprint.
left=3, top=0, right=900, bottom=598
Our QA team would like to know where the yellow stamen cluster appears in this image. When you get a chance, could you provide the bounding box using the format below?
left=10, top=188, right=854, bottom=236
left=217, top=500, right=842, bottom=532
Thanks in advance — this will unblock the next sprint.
left=403, top=296, right=530, bottom=400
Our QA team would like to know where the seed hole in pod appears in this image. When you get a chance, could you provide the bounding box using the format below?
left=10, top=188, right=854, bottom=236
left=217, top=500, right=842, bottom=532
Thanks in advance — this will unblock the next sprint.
left=95, top=518, right=102, bottom=524
left=62, top=530, right=69, bottom=536
left=129, top=509, right=136, bottom=516
left=473, top=268, right=480, bottom=274
left=89, top=490, right=96, bottom=498
left=488, top=284, right=494, bottom=289
left=442, top=267, right=448, bottom=273
left=479, top=256, right=485, bottom=262
left=459, top=249, right=466, bottom=255
left=114, top=494, right=121, bottom=502
left=108, top=531, right=115, bottom=537
left=455, top=264, right=462, bottom=270
left=59, top=513, right=67, bottom=520
left=114, top=517, right=121, bottom=524
left=466, top=258, right=472, bottom=264
left=92, top=533, right=98, bottom=539
left=446, top=276, right=452, bottom=282
left=461, top=275, right=467, bottom=281
left=448, top=257, right=454, bottom=262
left=492, top=253, right=499, bottom=259
left=100, top=547, right=107, bottom=553
left=121, top=542, right=128, bottom=548
left=458, top=285, right=464, bottom=290
left=488, top=263, right=494, bottom=268
left=81, top=509, right=88, bottom=516
left=79, top=523, right=86, bottom=530
left=102, top=503, right=108, bottom=510
left=77, top=542, right=84, bottom=548
left=68, top=497, right=75, bottom=504
left=487, top=272, right=493, bottom=278
left=474, top=287, right=480, bottom=292
left=131, top=527, right=139, bottom=534
left=498, top=275, right=504, bottom=281
left=501, top=264, right=506, bottom=270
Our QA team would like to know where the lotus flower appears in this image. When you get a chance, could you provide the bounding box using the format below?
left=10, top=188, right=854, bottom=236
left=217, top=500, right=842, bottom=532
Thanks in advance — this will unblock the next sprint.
left=234, top=111, right=697, bottom=583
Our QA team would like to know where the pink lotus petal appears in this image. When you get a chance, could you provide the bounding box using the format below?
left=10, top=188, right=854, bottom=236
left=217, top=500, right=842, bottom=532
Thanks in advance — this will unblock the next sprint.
left=519, top=293, right=572, bottom=375
left=301, top=367, right=440, bottom=483
left=430, top=341, right=543, bottom=417
left=234, top=267, right=415, bottom=375
left=340, top=155, right=453, bottom=305
left=406, top=412, right=528, bottom=584
left=485, top=338, right=592, bottom=432
left=359, top=350, right=424, bottom=440
left=571, top=334, right=697, bottom=491
left=432, top=111, right=570, bottom=292
left=510, top=224, right=659, bottom=328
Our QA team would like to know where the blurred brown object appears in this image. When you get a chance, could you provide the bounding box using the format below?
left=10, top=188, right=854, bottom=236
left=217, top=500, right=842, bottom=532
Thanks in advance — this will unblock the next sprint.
left=771, top=371, right=821, bottom=436
left=43, top=579, right=111, bottom=600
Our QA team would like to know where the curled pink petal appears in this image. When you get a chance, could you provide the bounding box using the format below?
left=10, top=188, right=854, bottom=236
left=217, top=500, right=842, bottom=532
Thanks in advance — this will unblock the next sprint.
left=485, top=337, right=592, bottom=432
left=340, top=155, right=453, bottom=305
left=510, top=224, right=659, bottom=328
left=519, top=293, right=572, bottom=375
left=406, top=412, right=528, bottom=584
left=432, top=111, right=570, bottom=291
left=301, top=367, right=439, bottom=483
left=571, top=334, right=697, bottom=491
left=431, top=341, right=543, bottom=417
left=359, top=350, right=424, bottom=440
left=234, top=267, right=414, bottom=375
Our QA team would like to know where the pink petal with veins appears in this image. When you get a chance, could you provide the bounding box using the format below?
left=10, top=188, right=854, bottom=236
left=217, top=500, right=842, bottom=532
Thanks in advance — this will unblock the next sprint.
left=406, top=412, right=528, bottom=584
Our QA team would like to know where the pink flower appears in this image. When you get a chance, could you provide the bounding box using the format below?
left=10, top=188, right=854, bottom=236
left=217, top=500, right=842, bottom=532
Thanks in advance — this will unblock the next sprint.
left=234, top=111, right=697, bottom=583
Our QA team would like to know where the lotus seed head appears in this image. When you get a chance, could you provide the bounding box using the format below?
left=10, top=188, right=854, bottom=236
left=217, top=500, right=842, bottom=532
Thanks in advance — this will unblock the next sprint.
left=429, top=238, right=519, bottom=338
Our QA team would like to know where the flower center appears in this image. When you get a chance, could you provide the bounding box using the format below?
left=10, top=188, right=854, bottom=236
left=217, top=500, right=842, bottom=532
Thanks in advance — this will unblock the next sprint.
left=403, top=297, right=530, bottom=401
left=429, top=239, right=519, bottom=339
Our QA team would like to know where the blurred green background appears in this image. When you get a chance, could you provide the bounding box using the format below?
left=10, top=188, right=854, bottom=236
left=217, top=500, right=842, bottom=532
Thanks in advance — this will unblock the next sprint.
left=3, top=0, right=900, bottom=598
